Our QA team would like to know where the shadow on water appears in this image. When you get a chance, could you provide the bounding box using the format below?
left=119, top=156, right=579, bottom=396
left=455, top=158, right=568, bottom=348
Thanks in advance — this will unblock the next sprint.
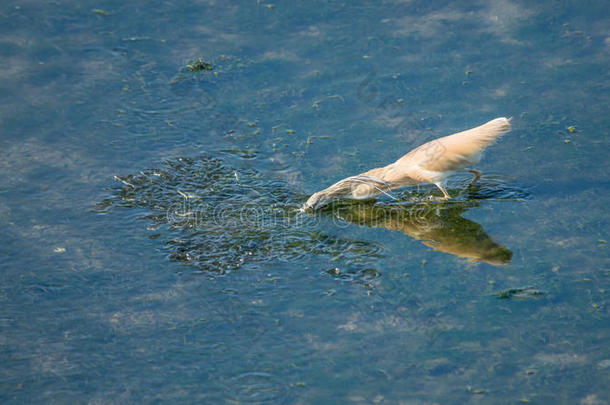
left=96, top=152, right=529, bottom=272
left=320, top=199, right=513, bottom=265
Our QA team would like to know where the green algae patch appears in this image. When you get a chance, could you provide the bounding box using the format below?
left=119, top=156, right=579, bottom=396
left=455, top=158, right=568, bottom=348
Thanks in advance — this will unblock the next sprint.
left=92, top=9, right=110, bottom=16
left=186, top=59, right=213, bottom=72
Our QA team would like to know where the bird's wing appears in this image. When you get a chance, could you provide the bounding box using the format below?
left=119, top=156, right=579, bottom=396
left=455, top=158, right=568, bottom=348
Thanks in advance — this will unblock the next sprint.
left=398, top=117, right=511, bottom=173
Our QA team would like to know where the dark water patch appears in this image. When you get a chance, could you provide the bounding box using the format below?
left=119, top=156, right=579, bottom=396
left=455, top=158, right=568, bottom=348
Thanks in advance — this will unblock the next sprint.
left=492, top=286, right=545, bottom=300
left=97, top=153, right=383, bottom=273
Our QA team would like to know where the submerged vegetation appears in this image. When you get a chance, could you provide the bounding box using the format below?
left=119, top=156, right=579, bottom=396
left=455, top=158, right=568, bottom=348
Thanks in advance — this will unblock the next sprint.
left=97, top=153, right=383, bottom=273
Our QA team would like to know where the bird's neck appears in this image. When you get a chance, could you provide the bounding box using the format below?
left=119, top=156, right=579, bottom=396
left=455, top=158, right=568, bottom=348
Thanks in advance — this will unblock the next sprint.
left=361, top=163, right=418, bottom=187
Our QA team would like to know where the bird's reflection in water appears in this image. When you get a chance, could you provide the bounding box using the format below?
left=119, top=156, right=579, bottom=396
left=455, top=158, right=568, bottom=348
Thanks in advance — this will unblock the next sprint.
left=317, top=197, right=512, bottom=265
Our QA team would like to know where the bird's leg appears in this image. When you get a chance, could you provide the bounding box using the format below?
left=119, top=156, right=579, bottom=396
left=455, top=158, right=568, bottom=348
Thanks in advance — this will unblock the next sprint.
left=468, top=169, right=482, bottom=185
left=435, top=183, right=451, bottom=200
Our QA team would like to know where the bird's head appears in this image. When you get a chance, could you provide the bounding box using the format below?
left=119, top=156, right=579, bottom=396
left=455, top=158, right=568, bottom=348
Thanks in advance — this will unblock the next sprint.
left=301, top=191, right=332, bottom=212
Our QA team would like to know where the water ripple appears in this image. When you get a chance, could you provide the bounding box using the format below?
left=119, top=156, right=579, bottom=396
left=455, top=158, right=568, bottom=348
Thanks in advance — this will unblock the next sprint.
left=225, top=372, right=288, bottom=404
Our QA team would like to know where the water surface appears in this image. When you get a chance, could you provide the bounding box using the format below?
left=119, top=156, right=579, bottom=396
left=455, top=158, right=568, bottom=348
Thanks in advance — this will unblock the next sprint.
left=1, top=1, right=609, bottom=403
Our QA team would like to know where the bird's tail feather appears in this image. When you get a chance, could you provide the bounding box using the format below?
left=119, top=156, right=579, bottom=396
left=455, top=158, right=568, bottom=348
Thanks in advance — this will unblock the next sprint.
left=468, top=117, right=511, bottom=142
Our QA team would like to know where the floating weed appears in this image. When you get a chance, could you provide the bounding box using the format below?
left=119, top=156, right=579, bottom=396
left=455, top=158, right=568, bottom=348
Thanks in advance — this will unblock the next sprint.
left=492, top=286, right=544, bottom=299
left=467, top=386, right=488, bottom=394
left=185, top=58, right=213, bottom=72
left=170, top=55, right=251, bottom=91
left=326, top=268, right=341, bottom=276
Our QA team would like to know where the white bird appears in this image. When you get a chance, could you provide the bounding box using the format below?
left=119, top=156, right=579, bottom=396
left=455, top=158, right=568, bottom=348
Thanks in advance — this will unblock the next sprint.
left=303, top=117, right=512, bottom=210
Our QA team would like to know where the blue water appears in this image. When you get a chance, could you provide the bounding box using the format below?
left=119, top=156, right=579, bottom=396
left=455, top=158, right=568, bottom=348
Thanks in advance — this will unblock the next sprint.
left=1, top=1, right=609, bottom=403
